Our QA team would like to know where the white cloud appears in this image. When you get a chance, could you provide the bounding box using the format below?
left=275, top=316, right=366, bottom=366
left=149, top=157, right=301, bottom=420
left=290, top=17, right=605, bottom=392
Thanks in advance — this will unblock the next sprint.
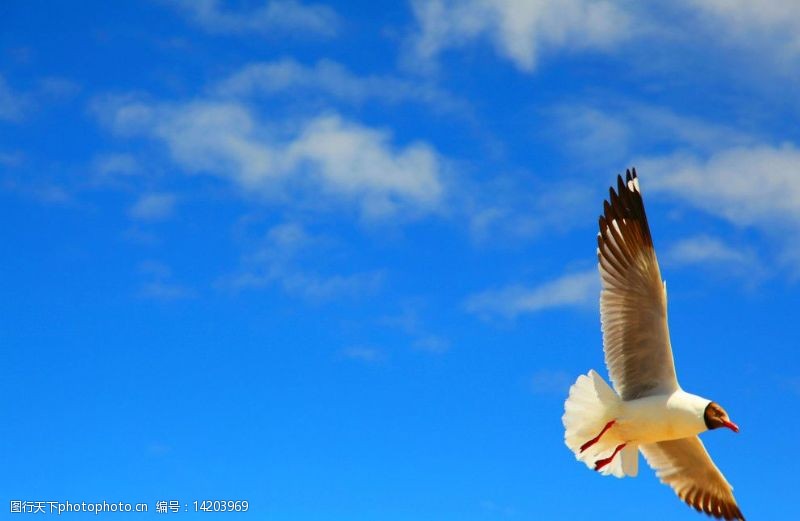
left=94, top=153, right=140, bottom=176
left=1, top=173, right=72, bottom=205
left=666, top=235, right=754, bottom=268
left=168, top=0, right=339, bottom=38
left=466, top=205, right=539, bottom=243
left=412, top=334, right=450, bottom=354
left=138, top=261, right=194, bottom=300
left=550, top=105, right=631, bottom=162
left=96, top=98, right=446, bottom=221
left=546, top=103, right=800, bottom=277
left=288, top=115, right=444, bottom=219
left=463, top=174, right=595, bottom=244
left=341, top=346, right=386, bottom=363
left=0, top=75, right=28, bottom=121
left=548, top=100, right=800, bottom=278
left=550, top=102, right=753, bottom=167
left=465, top=269, right=598, bottom=319
left=222, top=221, right=385, bottom=300
left=140, top=281, right=195, bottom=300
left=681, top=0, right=800, bottom=58
left=213, top=58, right=466, bottom=112
left=123, top=226, right=160, bottom=247
left=379, top=303, right=451, bottom=354
left=0, top=75, right=79, bottom=122
left=638, top=143, right=800, bottom=275
left=663, top=234, right=765, bottom=283
left=37, top=77, right=81, bottom=101
left=129, top=193, right=177, bottom=221
left=232, top=268, right=384, bottom=300
left=406, top=0, right=634, bottom=72
left=640, top=144, right=800, bottom=228
left=264, top=221, right=314, bottom=252
left=0, top=151, right=24, bottom=167
left=404, top=1, right=800, bottom=86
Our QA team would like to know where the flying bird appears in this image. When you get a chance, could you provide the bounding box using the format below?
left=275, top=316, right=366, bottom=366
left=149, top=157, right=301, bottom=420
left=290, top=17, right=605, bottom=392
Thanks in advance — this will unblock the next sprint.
left=562, top=169, right=744, bottom=520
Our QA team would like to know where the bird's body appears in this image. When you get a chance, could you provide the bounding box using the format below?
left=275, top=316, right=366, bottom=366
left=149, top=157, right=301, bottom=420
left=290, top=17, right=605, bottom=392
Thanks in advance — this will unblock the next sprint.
left=615, top=390, right=709, bottom=444
left=562, top=169, right=744, bottom=520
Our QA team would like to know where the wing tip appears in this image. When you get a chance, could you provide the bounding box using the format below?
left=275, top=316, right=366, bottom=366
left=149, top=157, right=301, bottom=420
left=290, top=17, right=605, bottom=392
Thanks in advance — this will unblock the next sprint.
left=680, top=493, right=744, bottom=521
left=599, top=167, right=653, bottom=247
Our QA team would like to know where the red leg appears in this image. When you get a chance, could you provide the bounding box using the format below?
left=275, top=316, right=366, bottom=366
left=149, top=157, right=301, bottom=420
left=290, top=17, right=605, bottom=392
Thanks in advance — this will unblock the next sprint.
left=580, top=420, right=616, bottom=453
left=594, top=443, right=626, bottom=471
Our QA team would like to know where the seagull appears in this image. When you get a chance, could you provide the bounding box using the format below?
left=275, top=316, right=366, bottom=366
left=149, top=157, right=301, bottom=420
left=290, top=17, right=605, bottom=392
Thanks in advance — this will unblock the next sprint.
left=562, top=169, right=744, bottom=520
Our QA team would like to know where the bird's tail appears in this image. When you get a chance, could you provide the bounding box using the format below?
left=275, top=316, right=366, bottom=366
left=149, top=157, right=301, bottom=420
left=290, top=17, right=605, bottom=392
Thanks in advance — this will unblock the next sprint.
left=562, top=369, right=638, bottom=478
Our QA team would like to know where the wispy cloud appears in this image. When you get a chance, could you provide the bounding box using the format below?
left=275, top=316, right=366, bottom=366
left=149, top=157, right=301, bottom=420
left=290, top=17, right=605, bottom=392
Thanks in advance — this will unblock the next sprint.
left=340, top=346, right=386, bottom=363
left=465, top=269, right=598, bottom=319
left=665, top=235, right=756, bottom=269
left=222, top=221, right=385, bottom=301
left=0, top=75, right=30, bottom=121
left=233, top=269, right=384, bottom=300
left=37, top=77, right=81, bottom=101
left=546, top=100, right=800, bottom=279
left=122, top=226, right=160, bottom=247
left=90, top=68, right=580, bottom=248
left=637, top=144, right=800, bottom=274
left=680, top=0, right=800, bottom=62
left=213, top=58, right=468, bottom=113
left=412, top=334, right=451, bottom=354
left=641, top=144, right=800, bottom=227
left=140, top=281, right=195, bottom=300
left=1, top=172, right=72, bottom=205
left=549, top=102, right=754, bottom=167
left=462, top=173, right=596, bottom=244
left=405, top=1, right=800, bottom=83
left=405, top=0, right=634, bottom=72
left=0, top=74, right=79, bottom=122
left=380, top=303, right=451, bottom=354
left=95, top=97, right=447, bottom=222
left=0, top=151, right=24, bottom=167
left=138, top=260, right=195, bottom=300
left=168, top=0, right=340, bottom=38
left=129, top=193, right=177, bottom=222
left=94, top=153, right=140, bottom=177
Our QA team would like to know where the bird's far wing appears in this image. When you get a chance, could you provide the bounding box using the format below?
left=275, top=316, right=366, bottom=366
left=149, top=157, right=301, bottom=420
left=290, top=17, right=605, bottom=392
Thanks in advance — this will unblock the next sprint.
left=598, top=169, right=678, bottom=399
left=640, top=437, right=744, bottom=520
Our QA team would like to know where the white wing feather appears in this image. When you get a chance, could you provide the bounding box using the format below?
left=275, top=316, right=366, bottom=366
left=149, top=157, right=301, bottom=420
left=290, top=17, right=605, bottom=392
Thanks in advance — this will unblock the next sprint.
left=641, top=437, right=744, bottom=520
left=598, top=170, right=679, bottom=400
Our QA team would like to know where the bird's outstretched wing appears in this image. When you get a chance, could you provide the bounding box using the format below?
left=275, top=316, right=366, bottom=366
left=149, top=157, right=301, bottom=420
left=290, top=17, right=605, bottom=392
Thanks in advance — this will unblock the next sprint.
left=641, top=437, right=744, bottom=520
left=598, top=168, right=678, bottom=400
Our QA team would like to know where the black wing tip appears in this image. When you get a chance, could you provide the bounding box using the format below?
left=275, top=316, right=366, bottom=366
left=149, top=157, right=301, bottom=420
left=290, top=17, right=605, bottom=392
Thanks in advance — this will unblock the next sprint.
left=610, top=167, right=639, bottom=201
left=603, top=171, right=635, bottom=221
left=599, top=167, right=653, bottom=245
left=685, top=497, right=744, bottom=521
left=616, top=174, right=626, bottom=196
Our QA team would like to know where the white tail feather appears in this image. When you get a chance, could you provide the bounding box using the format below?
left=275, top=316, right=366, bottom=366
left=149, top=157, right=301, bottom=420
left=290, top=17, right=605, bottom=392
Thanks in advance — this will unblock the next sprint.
left=562, top=369, right=638, bottom=478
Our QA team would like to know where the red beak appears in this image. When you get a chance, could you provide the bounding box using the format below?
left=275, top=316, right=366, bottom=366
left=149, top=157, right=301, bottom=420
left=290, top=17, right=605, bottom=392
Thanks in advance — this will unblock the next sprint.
left=723, top=420, right=739, bottom=433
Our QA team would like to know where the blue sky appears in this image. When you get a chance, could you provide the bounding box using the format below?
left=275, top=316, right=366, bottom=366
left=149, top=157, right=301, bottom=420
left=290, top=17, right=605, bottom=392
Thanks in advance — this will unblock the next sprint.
left=2, top=1, right=799, bottom=519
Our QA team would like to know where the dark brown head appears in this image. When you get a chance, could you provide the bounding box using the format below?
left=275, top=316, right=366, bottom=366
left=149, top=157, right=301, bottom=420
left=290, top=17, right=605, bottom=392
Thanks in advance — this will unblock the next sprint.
left=704, top=402, right=739, bottom=433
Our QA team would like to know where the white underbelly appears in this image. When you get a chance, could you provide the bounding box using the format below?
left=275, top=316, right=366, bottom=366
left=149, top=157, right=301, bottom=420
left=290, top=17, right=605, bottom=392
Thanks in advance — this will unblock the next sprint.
left=615, top=393, right=707, bottom=444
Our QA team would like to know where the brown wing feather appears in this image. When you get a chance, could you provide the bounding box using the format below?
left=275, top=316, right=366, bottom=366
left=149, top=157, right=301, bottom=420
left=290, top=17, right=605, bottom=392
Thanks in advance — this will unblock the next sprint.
left=641, top=437, right=745, bottom=520
left=598, top=168, right=678, bottom=399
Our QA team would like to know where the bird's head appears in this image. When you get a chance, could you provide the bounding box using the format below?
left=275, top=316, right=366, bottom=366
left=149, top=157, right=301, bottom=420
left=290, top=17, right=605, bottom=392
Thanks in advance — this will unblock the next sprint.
left=704, top=402, right=739, bottom=433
